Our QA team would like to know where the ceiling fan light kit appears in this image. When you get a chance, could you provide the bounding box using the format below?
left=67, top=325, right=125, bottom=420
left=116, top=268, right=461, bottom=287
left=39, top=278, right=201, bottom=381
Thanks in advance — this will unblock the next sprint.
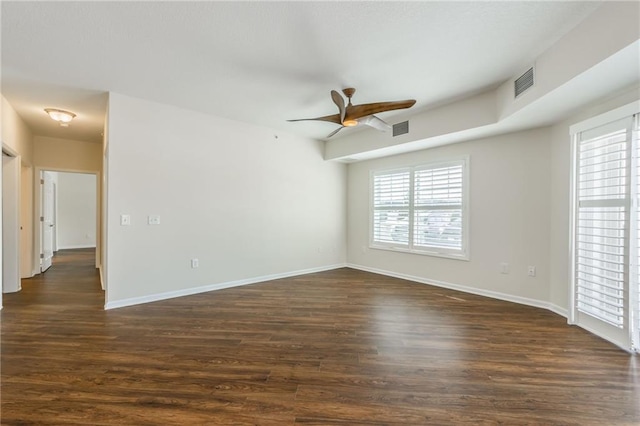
left=288, top=88, right=416, bottom=138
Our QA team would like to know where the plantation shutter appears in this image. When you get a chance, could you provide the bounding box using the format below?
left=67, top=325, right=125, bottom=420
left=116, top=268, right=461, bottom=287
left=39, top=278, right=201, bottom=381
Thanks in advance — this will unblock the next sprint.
left=575, top=119, right=630, bottom=328
left=413, top=163, right=463, bottom=251
left=372, top=170, right=410, bottom=245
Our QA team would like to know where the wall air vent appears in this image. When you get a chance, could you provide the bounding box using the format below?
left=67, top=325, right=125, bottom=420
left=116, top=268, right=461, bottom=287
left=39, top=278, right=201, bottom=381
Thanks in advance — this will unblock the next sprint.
left=393, top=121, right=409, bottom=137
left=514, top=67, right=534, bottom=98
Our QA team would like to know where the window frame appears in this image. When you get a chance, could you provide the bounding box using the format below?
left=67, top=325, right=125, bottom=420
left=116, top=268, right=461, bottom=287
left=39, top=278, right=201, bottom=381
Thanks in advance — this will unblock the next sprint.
left=569, top=100, right=640, bottom=352
left=369, top=157, right=470, bottom=261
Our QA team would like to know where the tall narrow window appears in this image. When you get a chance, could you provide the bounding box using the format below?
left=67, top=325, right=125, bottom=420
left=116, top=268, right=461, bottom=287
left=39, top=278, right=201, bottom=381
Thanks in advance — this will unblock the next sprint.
left=371, top=159, right=468, bottom=260
left=575, top=125, right=627, bottom=328
left=572, top=102, right=639, bottom=352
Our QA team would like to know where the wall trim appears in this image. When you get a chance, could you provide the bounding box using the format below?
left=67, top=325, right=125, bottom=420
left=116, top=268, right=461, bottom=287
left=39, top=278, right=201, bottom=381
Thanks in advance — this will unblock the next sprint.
left=347, top=263, right=568, bottom=319
left=99, top=266, right=105, bottom=291
left=104, top=263, right=348, bottom=310
left=57, top=244, right=97, bottom=250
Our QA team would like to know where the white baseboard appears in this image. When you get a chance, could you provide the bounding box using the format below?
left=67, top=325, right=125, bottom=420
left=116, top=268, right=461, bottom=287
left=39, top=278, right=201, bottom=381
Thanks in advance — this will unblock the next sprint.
left=104, top=263, right=348, bottom=310
left=99, top=266, right=105, bottom=291
left=347, top=263, right=568, bottom=319
left=58, top=244, right=97, bottom=250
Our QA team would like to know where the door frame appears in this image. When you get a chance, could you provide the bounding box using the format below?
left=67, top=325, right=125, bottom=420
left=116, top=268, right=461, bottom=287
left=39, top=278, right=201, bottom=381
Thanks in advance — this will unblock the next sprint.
left=2, top=146, right=21, bottom=295
left=33, top=167, right=101, bottom=274
left=39, top=170, right=55, bottom=273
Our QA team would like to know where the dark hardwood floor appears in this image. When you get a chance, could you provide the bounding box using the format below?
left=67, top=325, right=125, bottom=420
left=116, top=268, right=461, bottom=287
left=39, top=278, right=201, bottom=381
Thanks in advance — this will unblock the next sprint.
left=1, top=249, right=638, bottom=425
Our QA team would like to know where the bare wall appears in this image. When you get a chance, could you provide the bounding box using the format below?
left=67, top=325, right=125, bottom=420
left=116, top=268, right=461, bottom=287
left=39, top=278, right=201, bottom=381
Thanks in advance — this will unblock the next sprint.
left=1, top=95, right=34, bottom=287
left=33, top=136, right=102, bottom=172
left=106, top=92, right=347, bottom=306
left=56, top=172, right=97, bottom=249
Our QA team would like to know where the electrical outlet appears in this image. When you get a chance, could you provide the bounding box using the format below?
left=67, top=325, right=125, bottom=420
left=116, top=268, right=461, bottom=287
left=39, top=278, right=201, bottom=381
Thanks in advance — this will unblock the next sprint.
left=500, top=262, right=510, bottom=274
left=528, top=266, right=536, bottom=277
left=191, top=258, right=199, bottom=269
left=148, top=215, right=161, bottom=225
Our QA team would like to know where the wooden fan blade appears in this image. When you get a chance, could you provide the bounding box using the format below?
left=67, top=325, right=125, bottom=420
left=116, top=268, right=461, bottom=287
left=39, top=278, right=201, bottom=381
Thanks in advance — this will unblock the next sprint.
left=287, top=113, right=342, bottom=125
left=345, top=99, right=416, bottom=121
left=331, top=90, right=346, bottom=124
left=359, top=115, right=391, bottom=132
left=326, top=126, right=343, bottom=138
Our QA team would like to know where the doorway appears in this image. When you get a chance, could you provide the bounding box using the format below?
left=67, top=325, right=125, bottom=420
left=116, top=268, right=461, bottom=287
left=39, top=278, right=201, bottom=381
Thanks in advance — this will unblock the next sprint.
left=38, top=171, right=98, bottom=274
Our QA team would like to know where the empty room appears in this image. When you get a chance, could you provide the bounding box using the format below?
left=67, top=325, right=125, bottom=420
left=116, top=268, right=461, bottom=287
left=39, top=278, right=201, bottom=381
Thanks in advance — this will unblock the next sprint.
left=1, top=1, right=639, bottom=424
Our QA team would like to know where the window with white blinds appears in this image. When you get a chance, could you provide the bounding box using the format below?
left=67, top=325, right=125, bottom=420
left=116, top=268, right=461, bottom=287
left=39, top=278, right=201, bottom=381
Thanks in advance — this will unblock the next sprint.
left=372, top=169, right=410, bottom=245
left=414, top=165, right=463, bottom=250
left=575, top=127, right=628, bottom=328
left=572, top=104, right=640, bottom=352
left=371, top=159, right=468, bottom=259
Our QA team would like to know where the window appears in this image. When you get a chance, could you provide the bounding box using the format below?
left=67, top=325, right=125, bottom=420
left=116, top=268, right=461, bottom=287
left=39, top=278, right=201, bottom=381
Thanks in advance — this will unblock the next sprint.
left=575, top=123, right=627, bottom=328
left=571, top=101, right=640, bottom=352
left=371, top=159, right=468, bottom=260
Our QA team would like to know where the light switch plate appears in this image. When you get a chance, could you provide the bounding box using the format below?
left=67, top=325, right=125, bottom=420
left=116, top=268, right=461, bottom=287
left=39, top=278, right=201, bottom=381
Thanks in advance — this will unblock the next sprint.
left=120, top=214, right=131, bottom=226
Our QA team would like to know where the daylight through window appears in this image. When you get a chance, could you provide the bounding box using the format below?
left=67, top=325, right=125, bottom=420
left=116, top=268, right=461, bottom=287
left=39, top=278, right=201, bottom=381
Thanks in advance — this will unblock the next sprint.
left=371, top=159, right=468, bottom=260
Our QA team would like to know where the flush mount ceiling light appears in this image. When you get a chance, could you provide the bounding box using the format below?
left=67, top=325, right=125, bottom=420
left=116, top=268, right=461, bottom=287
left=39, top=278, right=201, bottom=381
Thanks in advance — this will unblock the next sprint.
left=44, top=108, right=76, bottom=127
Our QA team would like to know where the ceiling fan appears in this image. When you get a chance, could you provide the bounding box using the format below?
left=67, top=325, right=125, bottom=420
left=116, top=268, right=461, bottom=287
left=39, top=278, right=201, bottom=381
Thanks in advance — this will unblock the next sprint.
left=288, top=88, right=416, bottom=138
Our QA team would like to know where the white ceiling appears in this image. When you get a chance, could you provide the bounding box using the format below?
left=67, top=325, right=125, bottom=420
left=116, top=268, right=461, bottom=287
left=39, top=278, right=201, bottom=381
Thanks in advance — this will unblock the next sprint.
left=1, top=1, right=602, bottom=144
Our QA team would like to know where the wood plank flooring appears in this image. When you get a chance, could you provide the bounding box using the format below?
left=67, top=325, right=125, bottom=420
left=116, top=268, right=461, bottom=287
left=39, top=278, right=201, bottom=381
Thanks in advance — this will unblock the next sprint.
left=2, top=249, right=639, bottom=425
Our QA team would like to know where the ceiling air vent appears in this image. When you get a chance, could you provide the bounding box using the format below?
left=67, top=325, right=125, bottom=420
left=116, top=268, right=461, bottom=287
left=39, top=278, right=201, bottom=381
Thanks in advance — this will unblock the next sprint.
left=393, top=121, right=409, bottom=137
left=514, top=67, right=534, bottom=98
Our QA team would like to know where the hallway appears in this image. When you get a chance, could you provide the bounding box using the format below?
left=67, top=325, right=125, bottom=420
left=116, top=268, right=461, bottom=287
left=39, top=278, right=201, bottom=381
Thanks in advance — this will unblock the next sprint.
left=3, top=248, right=102, bottom=308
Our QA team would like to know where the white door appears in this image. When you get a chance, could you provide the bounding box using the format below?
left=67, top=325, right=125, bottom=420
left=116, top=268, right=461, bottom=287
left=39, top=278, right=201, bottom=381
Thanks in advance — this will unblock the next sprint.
left=41, top=171, right=55, bottom=272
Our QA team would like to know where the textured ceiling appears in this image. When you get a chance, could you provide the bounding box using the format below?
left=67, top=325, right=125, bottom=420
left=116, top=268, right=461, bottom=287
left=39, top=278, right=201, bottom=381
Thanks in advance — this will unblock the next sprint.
left=1, top=1, right=602, bottom=143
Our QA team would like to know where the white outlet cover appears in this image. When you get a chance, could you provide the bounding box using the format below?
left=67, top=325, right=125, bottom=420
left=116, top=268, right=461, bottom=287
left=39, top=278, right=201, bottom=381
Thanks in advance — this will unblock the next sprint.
left=148, top=215, right=161, bottom=225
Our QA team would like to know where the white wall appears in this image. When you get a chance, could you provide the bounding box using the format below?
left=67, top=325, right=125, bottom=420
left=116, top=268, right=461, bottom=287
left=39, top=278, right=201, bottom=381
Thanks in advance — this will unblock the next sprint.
left=33, top=136, right=102, bottom=172
left=1, top=95, right=34, bottom=306
left=105, top=92, right=346, bottom=307
left=56, top=172, right=97, bottom=249
left=2, top=96, right=33, bottom=166
left=347, top=127, right=554, bottom=311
